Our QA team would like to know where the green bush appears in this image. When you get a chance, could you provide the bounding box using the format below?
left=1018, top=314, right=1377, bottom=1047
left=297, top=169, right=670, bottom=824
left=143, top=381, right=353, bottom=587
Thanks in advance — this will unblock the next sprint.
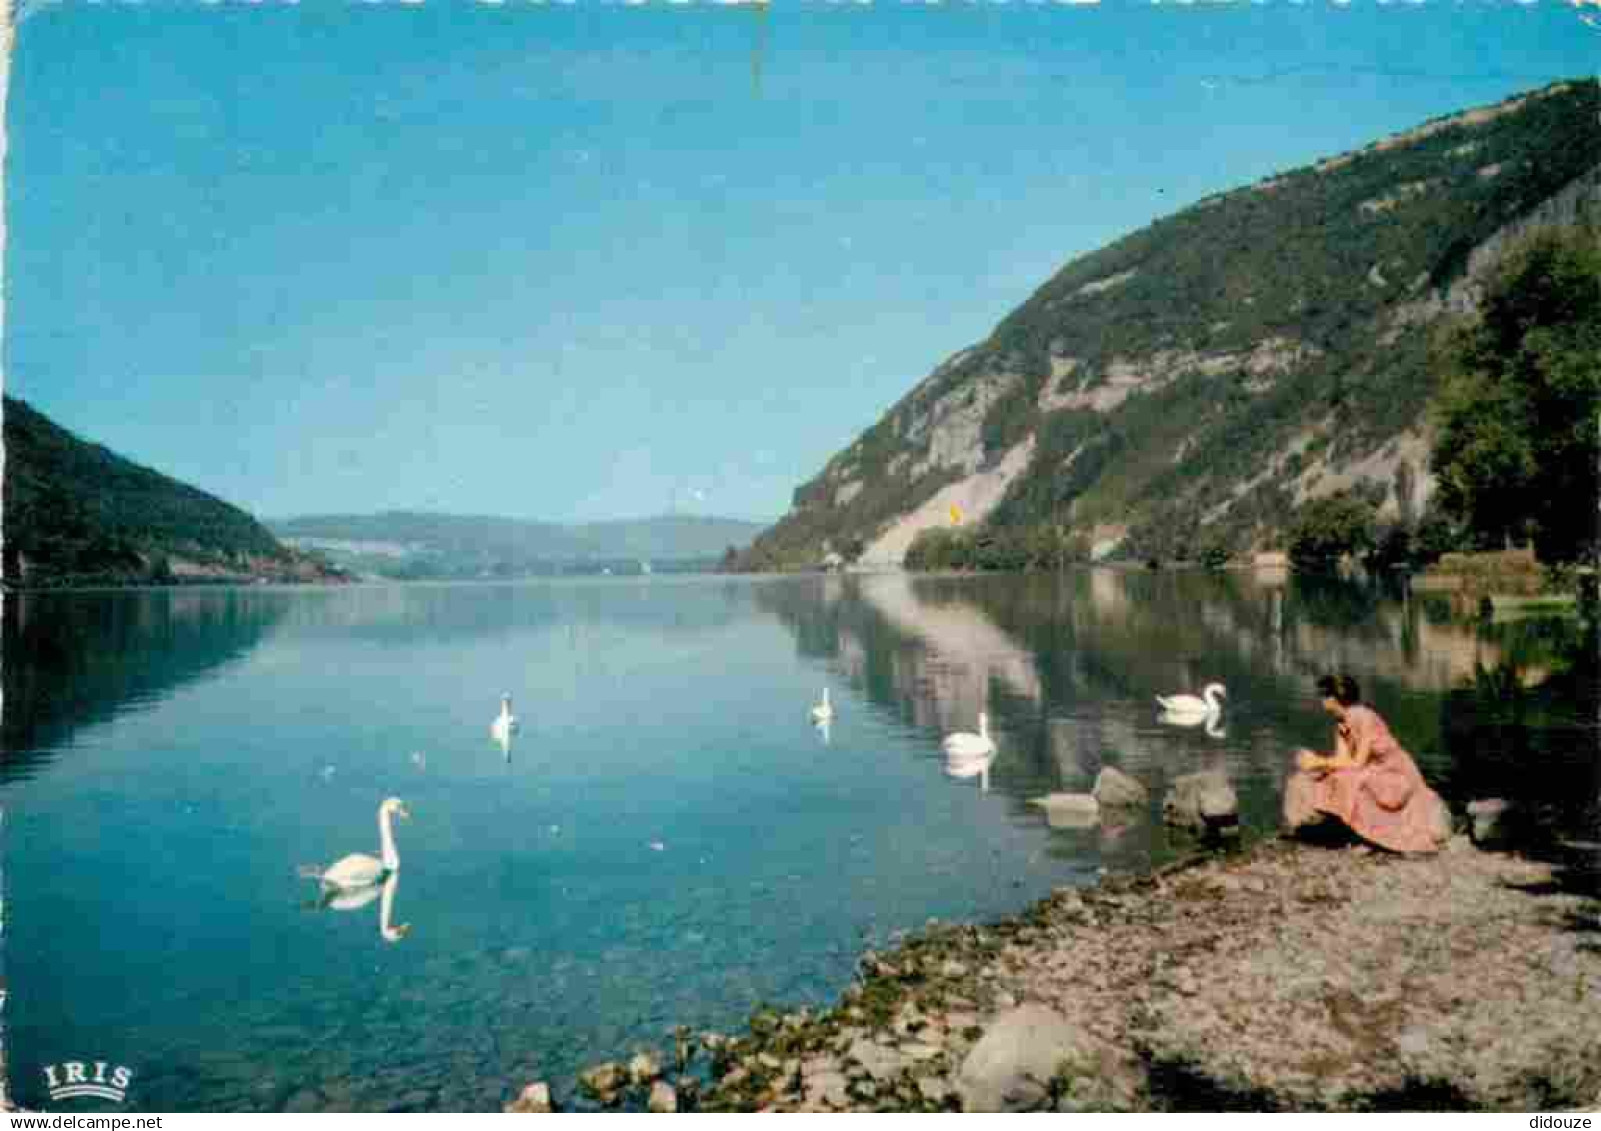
left=1288, top=493, right=1378, bottom=572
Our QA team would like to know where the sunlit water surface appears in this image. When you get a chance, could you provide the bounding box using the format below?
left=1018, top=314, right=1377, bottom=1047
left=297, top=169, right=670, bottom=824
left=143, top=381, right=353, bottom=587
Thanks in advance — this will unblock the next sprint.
left=3, top=571, right=1592, bottom=1111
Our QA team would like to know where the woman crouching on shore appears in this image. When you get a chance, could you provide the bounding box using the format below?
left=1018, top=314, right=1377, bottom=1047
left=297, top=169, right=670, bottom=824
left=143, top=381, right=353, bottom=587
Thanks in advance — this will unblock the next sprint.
left=1282, top=673, right=1452, bottom=854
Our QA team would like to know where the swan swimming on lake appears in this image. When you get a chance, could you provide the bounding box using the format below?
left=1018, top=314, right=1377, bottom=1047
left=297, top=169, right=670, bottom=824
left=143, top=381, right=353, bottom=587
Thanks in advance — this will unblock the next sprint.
left=314, top=872, right=411, bottom=942
left=1158, top=706, right=1228, bottom=738
left=301, top=798, right=410, bottom=891
left=944, top=747, right=997, bottom=793
left=492, top=693, right=519, bottom=740
left=942, top=712, right=996, bottom=760
left=1156, top=683, right=1227, bottom=720
left=810, top=688, right=835, bottom=724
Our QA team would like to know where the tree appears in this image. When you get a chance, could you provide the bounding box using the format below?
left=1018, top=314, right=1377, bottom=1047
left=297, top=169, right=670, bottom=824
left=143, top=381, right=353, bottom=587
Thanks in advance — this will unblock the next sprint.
left=1287, top=493, right=1377, bottom=572
left=1430, top=228, right=1601, bottom=567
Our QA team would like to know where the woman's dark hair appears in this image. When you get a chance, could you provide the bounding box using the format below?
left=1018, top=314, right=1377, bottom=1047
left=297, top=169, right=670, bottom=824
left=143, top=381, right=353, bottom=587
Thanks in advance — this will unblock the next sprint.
left=1316, top=673, right=1362, bottom=706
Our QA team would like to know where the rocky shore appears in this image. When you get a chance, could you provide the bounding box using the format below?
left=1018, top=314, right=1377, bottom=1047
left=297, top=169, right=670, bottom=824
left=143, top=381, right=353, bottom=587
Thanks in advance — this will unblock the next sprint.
left=521, top=832, right=1601, bottom=1113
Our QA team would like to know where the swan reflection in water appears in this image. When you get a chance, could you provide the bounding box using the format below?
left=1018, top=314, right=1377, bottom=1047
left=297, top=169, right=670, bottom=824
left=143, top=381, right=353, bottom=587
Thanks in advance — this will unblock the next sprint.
left=494, top=723, right=514, bottom=762
left=813, top=716, right=832, bottom=746
left=310, top=872, right=412, bottom=943
left=943, top=747, right=998, bottom=793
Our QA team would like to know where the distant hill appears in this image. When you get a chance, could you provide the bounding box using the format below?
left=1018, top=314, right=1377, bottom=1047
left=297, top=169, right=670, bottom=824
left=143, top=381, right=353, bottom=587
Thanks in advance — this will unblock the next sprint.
left=738, top=79, right=1601, bottom=570
left=269, top=511, right=768, bottom=579
left=3, top=396, right=344, bottom=588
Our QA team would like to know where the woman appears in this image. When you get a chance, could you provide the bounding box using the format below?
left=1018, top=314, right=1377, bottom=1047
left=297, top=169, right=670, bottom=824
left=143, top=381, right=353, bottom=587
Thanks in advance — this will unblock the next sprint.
left=1282, top=674, right=1452, bottom=853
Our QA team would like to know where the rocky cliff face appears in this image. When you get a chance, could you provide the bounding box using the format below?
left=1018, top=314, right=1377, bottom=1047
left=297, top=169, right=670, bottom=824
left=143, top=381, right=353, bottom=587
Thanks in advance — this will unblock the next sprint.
left=740, top=80, right=1600, bottom=570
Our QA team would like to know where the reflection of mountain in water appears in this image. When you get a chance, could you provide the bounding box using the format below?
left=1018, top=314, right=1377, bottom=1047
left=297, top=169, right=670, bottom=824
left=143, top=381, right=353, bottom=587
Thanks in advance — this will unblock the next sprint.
left=2, top=580, right=761, bottom=785
left=261, top=578, right=751, bottom=646
left=1, top=589, right=288, bottom=782
left=756, top=569, right=1591, bottom=863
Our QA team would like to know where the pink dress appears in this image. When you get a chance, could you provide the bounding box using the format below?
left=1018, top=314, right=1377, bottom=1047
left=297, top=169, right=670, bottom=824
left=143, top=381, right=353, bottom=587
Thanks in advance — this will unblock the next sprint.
left=1282, top=705, right=1451, bottom=854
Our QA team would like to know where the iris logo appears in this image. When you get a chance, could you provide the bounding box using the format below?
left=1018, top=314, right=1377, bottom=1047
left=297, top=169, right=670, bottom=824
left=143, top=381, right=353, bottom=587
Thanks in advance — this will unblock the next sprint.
left=42, top=1061, right=133, bottom=1103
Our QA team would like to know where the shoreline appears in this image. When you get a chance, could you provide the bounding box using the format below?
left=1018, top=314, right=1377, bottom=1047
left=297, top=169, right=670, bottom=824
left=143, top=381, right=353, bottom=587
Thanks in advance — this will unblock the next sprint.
left=540, top=833, right=1600, bottom=1113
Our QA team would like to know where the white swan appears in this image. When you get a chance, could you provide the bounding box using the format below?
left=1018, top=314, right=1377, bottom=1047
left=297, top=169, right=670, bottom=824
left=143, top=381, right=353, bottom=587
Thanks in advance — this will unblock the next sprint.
left=810, top=688, right=835, bottom=724
left=942, top=712, right=996, bottom=760
left=944, top=747, right=996, bottom=793
left=303, top=798, right=410, bottom=891
left=492, top=693, right=519, bottom=740
left=1156, top=683, right=1227, bottom=719
left=316, top=873, right=410, bottom=942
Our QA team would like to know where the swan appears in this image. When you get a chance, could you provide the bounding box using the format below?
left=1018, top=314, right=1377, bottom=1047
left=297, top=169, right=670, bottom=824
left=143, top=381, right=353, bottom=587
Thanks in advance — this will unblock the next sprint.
left=302, top=798, right=410, bottom=891
left=492, top=693, right=520, bottom=740
left=942, top=712, right=996, bottom=760
left=944, top=748, right=996, bottom=793
left=810, top=688, right=835, bottom=724
left=314, top=873, right=410, bottom=942
left=1155, top=683, right=1227, bottom=719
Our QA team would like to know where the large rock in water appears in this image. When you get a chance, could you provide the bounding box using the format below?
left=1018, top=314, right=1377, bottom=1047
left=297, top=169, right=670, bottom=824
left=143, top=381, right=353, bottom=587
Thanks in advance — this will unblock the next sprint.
left=1163, top=770, right=1239, bottom=837
left=1029, top=793, right=1101, bottom=829
left=1093, top=766, right=1149, bottom=808
left=956, top=1004, right=1103, bottom=1111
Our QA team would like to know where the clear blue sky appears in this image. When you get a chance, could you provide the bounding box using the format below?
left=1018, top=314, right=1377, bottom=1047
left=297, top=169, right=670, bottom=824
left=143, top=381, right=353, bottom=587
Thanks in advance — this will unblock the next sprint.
left=6, top=0, right=1594, bottom=524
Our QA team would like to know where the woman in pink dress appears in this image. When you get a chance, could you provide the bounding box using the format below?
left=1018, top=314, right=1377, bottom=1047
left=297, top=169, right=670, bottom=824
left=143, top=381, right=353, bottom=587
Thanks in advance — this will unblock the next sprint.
left=1282, top=674, right=1452, bottom=853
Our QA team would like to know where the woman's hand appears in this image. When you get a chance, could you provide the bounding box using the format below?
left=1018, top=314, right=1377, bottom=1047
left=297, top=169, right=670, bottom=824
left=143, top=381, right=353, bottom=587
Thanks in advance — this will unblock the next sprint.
left=1296, top=749, right=1326, bottom=773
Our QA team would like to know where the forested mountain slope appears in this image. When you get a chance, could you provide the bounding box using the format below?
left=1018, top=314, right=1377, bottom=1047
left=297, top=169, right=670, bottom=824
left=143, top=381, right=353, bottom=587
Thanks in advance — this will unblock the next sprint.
left=739, top=80, right=1600, bottom=570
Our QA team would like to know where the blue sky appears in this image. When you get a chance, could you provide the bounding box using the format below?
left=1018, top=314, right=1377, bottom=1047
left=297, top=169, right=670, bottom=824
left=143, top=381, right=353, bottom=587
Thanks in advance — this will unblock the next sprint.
left=5, top=0, right=1595, bottom=524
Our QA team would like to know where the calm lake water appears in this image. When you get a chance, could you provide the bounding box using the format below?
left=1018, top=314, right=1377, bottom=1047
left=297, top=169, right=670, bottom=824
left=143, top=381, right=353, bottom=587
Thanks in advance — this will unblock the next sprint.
left=3, top=570, right=1594, bottom=1111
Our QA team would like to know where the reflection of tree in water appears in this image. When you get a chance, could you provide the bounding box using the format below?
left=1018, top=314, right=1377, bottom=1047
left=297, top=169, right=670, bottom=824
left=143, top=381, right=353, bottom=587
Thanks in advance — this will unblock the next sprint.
left=2, top=589, right=289, bottom=782
left=753, top=574, right=1058, bottom=789
left=1436, top=614, right=1600, bottom=840
left=755, top=569, right=1598, bottom=855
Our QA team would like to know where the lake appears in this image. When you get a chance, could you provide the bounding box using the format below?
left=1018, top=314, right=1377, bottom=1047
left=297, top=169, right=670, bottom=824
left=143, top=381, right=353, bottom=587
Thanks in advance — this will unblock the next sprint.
left=2, top=569, right=1594, bottom=1111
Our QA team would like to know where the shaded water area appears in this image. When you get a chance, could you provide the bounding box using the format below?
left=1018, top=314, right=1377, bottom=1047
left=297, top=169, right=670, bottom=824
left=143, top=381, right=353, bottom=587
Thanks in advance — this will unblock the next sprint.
left=2, top=571, right=1594, bottom=1111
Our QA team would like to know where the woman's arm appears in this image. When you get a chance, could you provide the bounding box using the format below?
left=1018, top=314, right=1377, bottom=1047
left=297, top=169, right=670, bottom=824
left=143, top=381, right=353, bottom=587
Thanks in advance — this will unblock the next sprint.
left=1299, top=714, right=1373, bottom=772
left=1322, top=713, right=1374, bottom=770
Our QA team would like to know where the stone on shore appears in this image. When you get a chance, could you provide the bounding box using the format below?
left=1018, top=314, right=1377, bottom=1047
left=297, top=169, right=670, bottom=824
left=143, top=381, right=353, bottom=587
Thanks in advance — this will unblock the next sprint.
left=1093, top=767, right=1149, bottom=808
left=628, top=1051, right=662, bottom=1086
left=1466, top=797, right=1520, bottom=848
left=578, top=1062, right=626, bottom=1105
left=1029, top=792, right=1101, bottom=828
left=647, top=1081, right=678, bottom=1113
left=955, top=1004, right=1107, bottom=1112
left=504, top=1082, right=555, bottom=1114
left=1162, top=770, right=1239, bottom=836
left=1138, top=841, right=1601, bottom=1109
left=844, top=1036, right=908, bottom=1081
left=679, top=837, right=1601, bottom=1113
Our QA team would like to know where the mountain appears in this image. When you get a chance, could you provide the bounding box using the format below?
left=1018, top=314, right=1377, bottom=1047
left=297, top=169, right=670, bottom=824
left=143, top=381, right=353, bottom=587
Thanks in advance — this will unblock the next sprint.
left=2, top=396, right=345, bottom=588
left=269, top=511, right=768, bottom=579
left=737, top=79, right=1601, bottom=571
